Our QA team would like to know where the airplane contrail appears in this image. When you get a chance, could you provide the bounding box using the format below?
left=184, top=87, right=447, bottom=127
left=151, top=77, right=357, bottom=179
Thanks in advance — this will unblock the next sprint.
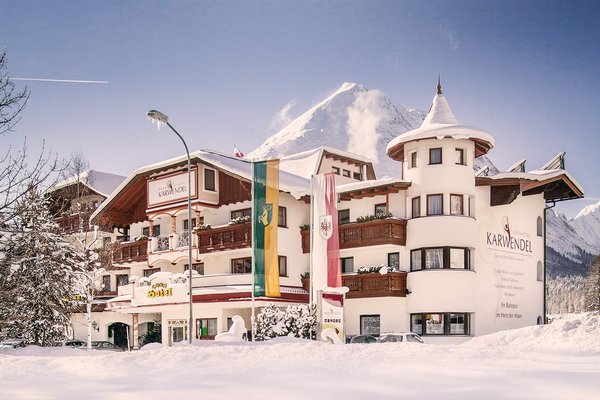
left=9, top=78, right=108, bottom=84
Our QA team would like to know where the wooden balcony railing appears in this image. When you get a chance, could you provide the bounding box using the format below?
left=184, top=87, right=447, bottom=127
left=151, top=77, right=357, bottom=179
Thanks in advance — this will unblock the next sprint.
left=301, top=218, right=407, bottom=253
left=55, top=214, right=91, bottom=234
left=342, top=272, right=407, bottom=299
left=197, top=223, right=251, bottom=253
left=112, top=240, right=149, bottom=263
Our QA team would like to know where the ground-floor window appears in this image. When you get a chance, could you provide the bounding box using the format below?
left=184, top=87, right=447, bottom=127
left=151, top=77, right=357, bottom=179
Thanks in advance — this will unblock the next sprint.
left=410, top=313, right=470, bottom=336
left=196, top=318, right=218, bottom=340
left=360, top=315, right=380, bottom=336
left=116, top=274, right=129, bottom=286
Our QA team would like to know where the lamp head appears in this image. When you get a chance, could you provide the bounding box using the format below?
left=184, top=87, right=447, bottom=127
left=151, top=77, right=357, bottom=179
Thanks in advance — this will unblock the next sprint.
left=146, top=109, right=169, bottom=125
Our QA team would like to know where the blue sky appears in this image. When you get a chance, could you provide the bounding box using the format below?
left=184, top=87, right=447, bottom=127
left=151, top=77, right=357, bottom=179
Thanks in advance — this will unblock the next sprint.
left=1, top=0, right=599, bottom=217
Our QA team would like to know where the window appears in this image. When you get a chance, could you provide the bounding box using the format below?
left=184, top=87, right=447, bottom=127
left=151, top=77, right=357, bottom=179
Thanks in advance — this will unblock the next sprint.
left=116, top=274, right=129, bottom=287
left=360, top=315, right=380, bottom=336
left=450, top=194, right=464, bottom=215
left=183, top=218, right=197, bottom=230
left=338, top=209, right=350, bottom=224
left=342, top=169, right=351, bottom=177
left=143, top=268, right=160, bottom=277
left=410, top=151, right=417, bottom=168
left=537, top=261, right=543, bottom=282
left=278, top=256, right=287, bottom=277
left=427, top=194, right=443, bottom=215
left=411, top=247, right=470, bottom=271
left=231, top=257, right=252, bottom=274
left=340, top=257, right=354, bottom=274
left=332, top=166, right=340, bottom=175
left=468, top=196, right=475, bottom=217
left=92, top=200, right=99, bottom=209
left=196, top=318, right=218, bottom=339
left=537, top=216, right=543, bottom=237
left=411, top=250, right=422, bottom=271
left=143, top=225, right=160, bottom=237
left=425, top=248, right=443, bottom=269
left=278, top=206, right=287, bottom=228
left=103, top=236, right=112, bottom=247
left=231, top=208, right=251, bottom=220
left=102, top=275, right=111, bottom=291
left=412, top=197, right=421, bottom=218
left=411, top=313, right=470, bottom=336
left=388, top=252, right=399, bottom=269
left=185, top=263, right=205, bottom=275
left=455, top=148, right=465, bottom=165
left=429, top=148, right=442, bottom=165
left=374, top=203, right=387, bottom=216
left=204, top=168, right=216, bottom=191
left=353, top=172, right=362, bottom=180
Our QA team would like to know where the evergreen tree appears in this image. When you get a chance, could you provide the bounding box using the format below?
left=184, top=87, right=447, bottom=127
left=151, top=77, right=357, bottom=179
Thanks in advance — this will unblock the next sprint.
left=0, top=187, right=82, bottom=345
left=584, top=256, right=600, bottom=312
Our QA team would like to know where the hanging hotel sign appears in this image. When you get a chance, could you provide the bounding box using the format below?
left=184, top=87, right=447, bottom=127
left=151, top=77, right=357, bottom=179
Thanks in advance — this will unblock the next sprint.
left=147, top=167, right=198, bottom=208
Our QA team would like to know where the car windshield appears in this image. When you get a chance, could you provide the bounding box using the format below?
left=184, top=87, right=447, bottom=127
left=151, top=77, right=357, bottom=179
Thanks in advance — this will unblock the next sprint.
left=406, top=334, right=423, bottom=343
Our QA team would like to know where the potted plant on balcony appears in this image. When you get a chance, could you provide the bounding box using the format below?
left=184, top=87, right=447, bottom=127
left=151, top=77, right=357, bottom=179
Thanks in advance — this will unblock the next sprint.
left=356, top=212, right=393, bottom=223
left=300, top=272, right=310, bottom=292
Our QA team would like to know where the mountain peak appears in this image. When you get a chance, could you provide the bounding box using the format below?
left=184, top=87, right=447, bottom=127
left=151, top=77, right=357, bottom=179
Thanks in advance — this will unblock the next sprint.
left=249, top=83, right=425, bottom=177
left=574, top=200, right=600, bottom=219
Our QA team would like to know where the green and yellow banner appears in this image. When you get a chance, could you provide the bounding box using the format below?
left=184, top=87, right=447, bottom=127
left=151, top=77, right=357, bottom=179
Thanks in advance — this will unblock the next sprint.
left=253, top=160, right=280, bottom=297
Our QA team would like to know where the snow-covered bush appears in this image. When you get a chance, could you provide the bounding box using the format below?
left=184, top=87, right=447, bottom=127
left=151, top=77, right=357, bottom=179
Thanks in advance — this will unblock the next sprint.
left=255, top=303, right=316, bottom=341
left=547, top=275, right=586, bottom=314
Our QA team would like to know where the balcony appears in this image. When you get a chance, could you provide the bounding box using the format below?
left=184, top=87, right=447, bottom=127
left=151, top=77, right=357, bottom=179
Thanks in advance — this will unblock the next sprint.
left=301, top=218, right=407, bottom=253
left=197, top=223, right=251, bottom=254
left=342, top=272, right=407, bottom=299
left=55, top=214, right=91, bottom=234
left=113, top=240, right=149, bottom=263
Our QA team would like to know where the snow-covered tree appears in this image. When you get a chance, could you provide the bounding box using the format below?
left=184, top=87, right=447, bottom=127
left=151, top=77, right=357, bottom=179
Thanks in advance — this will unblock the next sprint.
left=584, top=256, right=600, bottom=312
left=547, top=275, right=586, bottom=314
left=0, top=187, right=82, bottom=345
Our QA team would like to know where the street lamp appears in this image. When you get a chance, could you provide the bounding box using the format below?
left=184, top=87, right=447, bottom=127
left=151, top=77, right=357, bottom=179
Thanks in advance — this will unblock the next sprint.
left=146, top=109, right=194, bottom=345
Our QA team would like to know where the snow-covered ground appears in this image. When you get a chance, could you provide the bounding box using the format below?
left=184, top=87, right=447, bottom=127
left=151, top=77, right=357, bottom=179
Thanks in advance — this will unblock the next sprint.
left=1, top=313, right=598, bottom=400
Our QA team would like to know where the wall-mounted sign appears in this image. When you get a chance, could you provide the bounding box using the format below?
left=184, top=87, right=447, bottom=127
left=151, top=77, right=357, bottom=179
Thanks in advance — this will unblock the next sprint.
left=147, top=282, right=173, bottom=298
left=147, top=168, right=198, bottom=208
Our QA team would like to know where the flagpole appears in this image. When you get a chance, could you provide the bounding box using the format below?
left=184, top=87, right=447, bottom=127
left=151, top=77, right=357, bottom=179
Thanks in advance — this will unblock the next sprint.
left=309, top=175, right=314, bottom=307
left=250, top=159, right=256, bottom=342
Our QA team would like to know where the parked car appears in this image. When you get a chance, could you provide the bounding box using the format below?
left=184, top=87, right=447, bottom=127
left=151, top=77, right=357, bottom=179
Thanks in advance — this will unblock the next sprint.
left=89, top=341, right=125, bottom=351
left=377, top=332, right=424, bottom=343
left=52, top=340, right=85, bottom=348
left=0, top=338, right=27, bottom=349
left=349, top=335, right=378, bottom=344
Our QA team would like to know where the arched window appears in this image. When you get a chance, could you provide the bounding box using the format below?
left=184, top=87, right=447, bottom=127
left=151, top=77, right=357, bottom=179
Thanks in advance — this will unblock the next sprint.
left=537, top=216, right=543, bottom=237
left=537, top=261, right=543, bottom=282
left=537, top=316, right=543, bottom=325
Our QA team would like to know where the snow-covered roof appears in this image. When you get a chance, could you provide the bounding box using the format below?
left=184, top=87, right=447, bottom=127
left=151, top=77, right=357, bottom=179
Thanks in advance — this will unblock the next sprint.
left=49, top=170, right=126, bottom=198
left=478, top=169, right=584, bottom=197
left=277, top=146, right=374, bottom=180
left=91, top=150, right=311, bottom=223
left=386, top=84, right=495, bottom=160
left=336, top=177, right=409, bottom=194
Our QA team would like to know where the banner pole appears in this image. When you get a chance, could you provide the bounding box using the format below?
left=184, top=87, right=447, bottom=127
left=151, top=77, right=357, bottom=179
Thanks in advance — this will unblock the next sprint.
left=251, top=159, right=256, bottom=342
left=309, top=175, right=314, bottom=307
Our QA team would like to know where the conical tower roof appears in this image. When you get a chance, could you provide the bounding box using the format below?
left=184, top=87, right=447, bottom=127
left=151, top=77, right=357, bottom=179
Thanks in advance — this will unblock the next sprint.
left=386, top=80, right=494, bottom=161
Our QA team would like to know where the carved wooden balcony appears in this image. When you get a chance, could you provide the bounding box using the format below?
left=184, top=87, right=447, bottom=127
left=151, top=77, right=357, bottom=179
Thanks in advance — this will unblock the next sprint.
left=197, top=223, right=251, bottom=253
left=343, top=272, right=407, bottom=299
left=112, top=240, right=149, bottom=263
left=301, top=218, right=407, bottom=253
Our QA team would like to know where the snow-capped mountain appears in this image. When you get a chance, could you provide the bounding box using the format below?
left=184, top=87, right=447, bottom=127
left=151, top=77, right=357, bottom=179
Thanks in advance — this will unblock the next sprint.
left=249, top=82, right=425, bottom=178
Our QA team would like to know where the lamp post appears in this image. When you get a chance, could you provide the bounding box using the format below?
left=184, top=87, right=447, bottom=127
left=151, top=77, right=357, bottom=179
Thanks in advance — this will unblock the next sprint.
left=146, top=109, right=194, bottom=345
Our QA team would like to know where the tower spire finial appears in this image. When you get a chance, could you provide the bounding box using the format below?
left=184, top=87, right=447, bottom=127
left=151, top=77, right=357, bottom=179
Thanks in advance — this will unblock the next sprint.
left=436, top=74, right=442, bottom=95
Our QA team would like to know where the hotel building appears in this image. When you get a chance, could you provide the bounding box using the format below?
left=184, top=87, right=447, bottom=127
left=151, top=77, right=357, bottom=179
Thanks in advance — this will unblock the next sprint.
left=78, top=84, right=582, bottom=346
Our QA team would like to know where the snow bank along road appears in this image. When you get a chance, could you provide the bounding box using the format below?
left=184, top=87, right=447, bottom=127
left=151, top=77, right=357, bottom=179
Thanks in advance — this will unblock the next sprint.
left=1, top=313, right=598, bottom=400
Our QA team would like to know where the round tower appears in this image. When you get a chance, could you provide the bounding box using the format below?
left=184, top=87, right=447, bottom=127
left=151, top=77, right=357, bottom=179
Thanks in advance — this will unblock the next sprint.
left=386, top=80, right=495, bottom=339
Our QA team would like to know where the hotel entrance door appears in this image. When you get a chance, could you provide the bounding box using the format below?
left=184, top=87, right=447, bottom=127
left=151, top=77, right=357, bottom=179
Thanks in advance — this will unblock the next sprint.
left=168, top=319, right=188, bottom=346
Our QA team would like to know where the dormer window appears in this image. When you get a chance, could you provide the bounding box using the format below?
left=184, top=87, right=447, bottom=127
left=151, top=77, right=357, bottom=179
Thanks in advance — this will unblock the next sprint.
left=429, top=148, right=442, bottom=165
left=455, top=148, right=466, bottom=165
